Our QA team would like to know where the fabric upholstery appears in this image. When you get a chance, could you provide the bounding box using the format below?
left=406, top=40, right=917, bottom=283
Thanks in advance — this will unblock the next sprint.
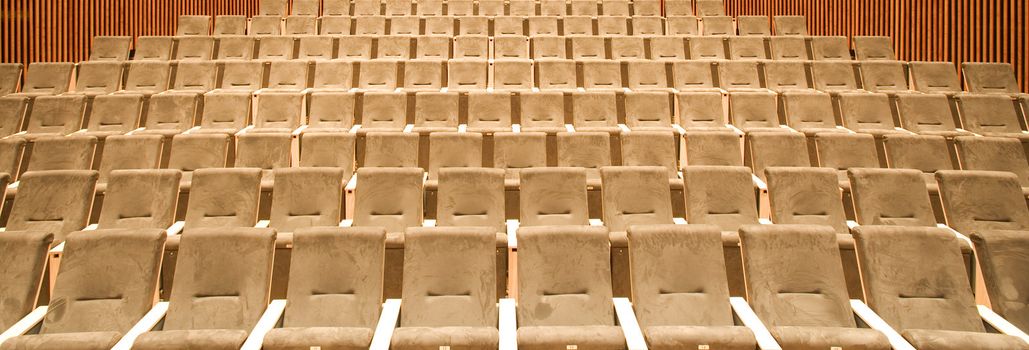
left=882, top=134, right=954, bottom=187
left=98, top=169, right=181, bottom=229
left=770, top=326, right=891, bottom=350
left=299, top=133, right=356, bottom=180
left=235, top=132, right=291, bottom=188
left=25, top=135, right=97, bottom=172
left=136, top=93, right=197, bottom=135
left=896, top=94, right=970, bottom=137
left=624, top=92, right=674, bottom=130
left=120, top=61, right=171, bottom=94
left=519, top=167, right=589, bottom=226
left=413, top=92, right=459, bottom=132
left=262, top=327, right=373, bottom=350
left=0, top=231, right=53, bottom=331
left=814, top=132, right=879, bottom=187
left=183, top=168, right=262, bottom=229
left=23, top=96, right=86, bottom=138
left=16, top=62, right=74, bottom=95
left=269, top=168, right=346, bottom=233
left=427, top=132, right=482, bottom=180
left=170, top=61, right=217, bottom=92
left=96, top=135, right=163, bottom=185
left=936, top=170, right=1029, bottom=233
left=557, top=132, right=611, bottom=184
left=900, top=328, right=1029, bottom=350
left=765, top=167, right=849, bottom=233
left=643, top=325, right=755, bottom=350
left=601, top=166, right=674, bottom=234
left=682, top=166, right=758, bottom=233
left=747, top=131, right=810, bottom=181
left=730, top=91, right=782, bottom=132
left=955, top=136, right=1029, bottom=187
left=307, top=91, right=356, bottom=131
left=621, top=131, right=679, bottom=179
left=195, top=92, right=250, bottom=133
left=133, top=329, right=249, bottom=350
left=848, top=168, right=937, bottom=226
left=517, top=326, right=624, bottom=350
left=364, top=132, right=419, bottom=168
left=494, top=132, right=547, bottom=184
left=838, top=92, right=905, bottom=135
left=436, top=168, right=505, bottom=233
left=676, top=92, right=728, bottom=130
left=972, top=230, right=1029, bottom=332
left=7, top=170, right=98, bottom=243
left=466, top=91, right=512, bottom=132
left=783, top=91, right=842, bottom=134
left=683, top=131, right=743, bottom=166
left=81, top=94, right=142, bottom=136
left=0, top=331, right=122, bottom=350
left=167, top=133, right=230, bottom=189
left=572, top=91, right=620, bottom=132
left=519, top=92, right=565, bottom=133
left=353, top=167, right=424, bottom=237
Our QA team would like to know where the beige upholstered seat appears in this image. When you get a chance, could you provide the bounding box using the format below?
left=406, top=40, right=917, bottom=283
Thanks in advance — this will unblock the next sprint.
left=811, top=36, right=851, bottom=60
left=7, top=62, right=74, bottom=97
left=358, top=92, right=407, bottom=132
left=572, top=91, right=620, bottom=133
left=519, top=167, right=589, bottom=226
left=192, top=92, right=250, bottom=134
left=133, top=93, right=198, bottom=137
left=601, top=165, right=675, bottom=296
left=426, top=132, right=482, bottom=183
left=811, top=61, right=861, bottom=93
left=955, top=136, right=1029, bottom=191
left=908, top=61, right=962, bottom=94
left=98, top=169, right=181, bottom=230
left=848, top=168, right=937, bottom=227
left=7, top=170, right=97, bottom=243
left=133, top=228, right=276, bottom=350
left=352, top=167, right=424, bottom=297
left=214, top=36, right=255, bottom=60
left=516, top=226, right=626, bottom=349
left=683, top=131, right=743, bottom=166
left=235, top=133, right=291, bottom=189
left=251, top=92, right=304, bottom=133
left=765, top=167, right=848, bottom=233
left=183, top=168, right=263, bottom=230
left=213, top=16, right=247, bottom=35
left=729, top=91, right=784, bottom=133
left=412, top=92, right=460, bottom=132
left=814, top=132, right=880, bottom=189
left=95, top=135, right=164, bottom=191
left=971, top=231, right=1029, bottom=331
left=268, top=168, right=346, bottom=235
left=747, top=131, right=811, bottom=181
left=557, top=132, right=611, bottom=186
left=854, top=226, right=1029, bottom=350
left=88, top=36, right=131, bottom=61
left=166, top=133, right=230, bottom=190
left=19, top=95, right=87, bottom=140
left=466, top=92, right=513, bottom=133
left=624, top=91, right=675, bottom=131
left=859, top=60, right=910, bottom=93
left=174, top=36, right=214, bottom=61
left=67, top=61, right=123, bottom=96
left=837, top=92, right=907, bottom=136
left=769, top=37, right=809, bottom=60
left=736, top=15, right=770, bottom=36
left=936, top=170, right=1029, bottom=234
left=740, top=224, right=891, bottom=349
left=520, top=91, right=566, bottom=133
left=853, top=36, right=895, bottom=60
left=363, top=132, right=418, bottom=168
left=23, top=136, right=96, bottom=173
left=882, top=134, right=954, bottom=190
left=628, top=224, right=757, bottom=349
left=298, top=132, right=356, bottom=176
left=0, top=229, right=165, bottom=350
left=494, top=132, right=547, bottom=187
left=0, top=231, right=53, bottom=332
left=306, top=91, right=355, bottom=132
left=896, top=93, right=974, bottom=138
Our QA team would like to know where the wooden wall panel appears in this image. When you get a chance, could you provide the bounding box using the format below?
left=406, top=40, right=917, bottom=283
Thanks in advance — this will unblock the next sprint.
left=726, top=0, right=1029, bottom=92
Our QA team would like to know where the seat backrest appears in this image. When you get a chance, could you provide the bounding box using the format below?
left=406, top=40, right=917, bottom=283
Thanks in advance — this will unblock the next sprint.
left=142, top=93, right=197, bottom=131
left=355, top=16, right=388, bottom=35
left=312, top=61, right=354, bottom=90
left=26, top=135, right=97, bottom=173
left=215, top=35, right=255, bottom=60
left=612, top=37, right=646, bottom=60
left=601, top=166, right=674, bottom=232
left=896, top=93, right=959, bottom=133
left=24, top=95, right=86, bottom=136
left=763, top=60, right=810, bottom=90
left=860, top=60, right=909, bottom=92
left=427, top=132, right=482, bottom=179
left=535, top=58, right=576, bottom=90
left=8, top=170, right=97, bottom=243
left=123, top=61, right=171, bottom=92
left=377, top=35, right=411, bottom=58
left=838, top=92, right=896, bottom=131
left=628, top=224, right=736, bottom=327
left=284, top=227, right=385, bottom=328
left=219, top=60, right=264, bottom=90
left=682, top=166, right=758, bottom=232
left=602, top=0, right=629, bottom=15
left=20, top=62, right=74, bottom=94
left=401, top=227, right=498, bottom=327
left=736, top=15, right=769, bottom=36
left=620, top=131, right=678, bottom=178
left=319, top=16, right=353, bottom=35
left=167, top=133, right=229, bottom=179
left=782, top=91, right=836, bottom=130
left=454, top=36, right=489, bottom=58
left=955, top=136, right=1029, bottom=187
left=970, top=231, right=1029, bottom=331
left=0, top=64, right=22, bottom=97
left=88, top=36, right=132, bottom=61
left=494, top=132, right=547, bottom=180
left=729, top=91, right=779, bottom=130
left=957, top=94, right=1023, bottom=135
left=682, top=131, right=743, bottom=166
left=213, top=15, right=247, bottom=35
left=447, top=58, right=488, bottom=90
left=728, top=36, right=767, bottom=59
left=493, top=59, right=534, bottom=91
left=848, top=168, right=936, bottom=227
left=0, top=138, right=24, bottom=180
left=285, top=15, right=318, bottom=35
left=171, top=61, right=217, bottom=92
left=811, top=36, right=850, bottom=60
left=414, top=36, right=450, bottom=59
left=909, top=61, right=961, bottom=93
left=73, top=61, right=123, bottom=95
left=250, top=16, right=283, bottom=36
left=661, top=0, right=690, bottom=16
left=936, top=170, right=1029, bottom=233
left=199, top=91, right=250, bottom=130
left=853, top=36, right=895, bottom=60
left=353, top=167, right=424, bottom=233
left=338, top=36, right=373, bottom=59
left=269, top=168, right=346, bottom=233
left=291, top=0, right=319, bottom=15
left=165, top=227, right=275, bottom=331
left=882, top=134, right=954, bottom=177
left=259, top=0, right=287, bottom=15
left=700, top=16, right=733, bottom=36
left=557, top=132, right=611, bottom=181
left=299, top=133, right=356, bottom=178
left=811, top=61, right=859, bottom=92
left=672, top=60, right=716, bottom=90
left=528, top=16, right=560, bottom=36
left=133, top=36, right=174, bottom=61
left=517, top=226, right=615, bottom=327
left=323, top=0, right=351, bottom=15
left=718, top=60, right=763, bottom=89
left=773, top=15, right=807, bottom=35
left=854, top=226, right=985, bottom=332
left=676, top=91, right=726, bottom=129
left=436, top=168, right=505, bottom=233
left=961, top=62, right=1020, bottom=94
left=174, top=36, right=214, bottom=60
left=183, top=168, right=262, bottom=229
left=520, top=91, right=566, bottom=129
left=747, top=131, right=810, bottom=180
left=354, top=0, right=383, bottom=15
left=417, top=0, right=444, bottom=15
left=98, top=169, right=181, bottom=230
left=98, top=135, right=164, bottom=184
left=235, top=133, right=291, bottom=172
left=740, top=224, right=856, bottom=328
left=41, top=228, right=165, bottom=334
left=266, top=60, right=309, bottom=90
left=384, top=0, right=413, bottom=15
left=765, top=167, right=848, bottom=233
left=467, top=91, right=513, bottom=131
left=666, top=16, right=699, bottom=36
left=0, top=231, right=54, bottom=331
left=414, top=92, right=460, bottom=129
left=495, top=36, right=529, bottom=59
left=649, top=37, right=686, bottom=60
left=624, top=91, right=673, bottom=129
left=519, top=167, right=589, bottom=226
left=360, top=91, right=407, bottom=130
left=582, top=60, right=624, bottom=90
left=88, top=95, right=142, bottom=133
left=689, top=36, right=726, bottom=59
left=364, top=132, right=418, bottom=168
left=814, top=132, right=879, bottom=178
left=769, top=37, right=809, bottom=60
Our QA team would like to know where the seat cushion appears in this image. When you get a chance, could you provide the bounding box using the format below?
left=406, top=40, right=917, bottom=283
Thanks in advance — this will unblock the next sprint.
left=132, top=329, right=249, bottom=350
left=901, top=329, right=1029, bottom=350
left=262, top=326, right=373, bottom=350
left=644, top=325, right=756, bottom=350
left=0, top=331, right=122, bottom=350
left=391, top=326, right=499, bottom=349
left=517, top=325, right=624, bottom=350
left=771, top=326, right=891, bottom=350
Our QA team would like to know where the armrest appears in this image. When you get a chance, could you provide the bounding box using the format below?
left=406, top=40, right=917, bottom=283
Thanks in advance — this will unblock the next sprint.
left=290, top=125, right=308, bottom=136
left=124, top=127, right=146, bottom=135
left=83, top=223, right=98, bottom=231
left=234, top=125, right=255, bottom=136
left=506, top=219, right=519, bottom=249
left=458, top=124, right=467, bottom=133
left=7, top=181, right=19, bottom=190
left=673, top=217, right=688, bottom=225
left=850, top=299, right=915, bottom=350
left=422, top=219, right=436, bottom=227
left=369, top=299, right=402, bottom=350
left=618, top=124, right=631, bottom=133
left=752, top=174, right=768, bottom=191
left=240, top=299, right=288, bottom=350
left=345, top=176, right=357, bottom=191
left=403, top=124, right=414, bottom=133
left=73, top=128, right=88, bottom=134
left=612, top=298, right=648, bottom=350
left=49, top=242, right=65, bottom=254
left=255, top=220, right=270, bottom=228
left=846, top=220, right=859, bottom=229
left=978, top=305, right=1029, bottom=344
left=339, top=219, right=353, bottom=227
left=181, top=126, right=201, bottom=134
left=349, top=124, right=361, bottom=133
left=512, top=124, right=521, bottom=133
left=166, top=221, right=185, bottom=236
left=111, top=301, right=169, bottom=350
left=565, top=124, right=575, bottom=132
left=729, top=297, right=781, bottom=350
left=499, top=298, right=517, bottom=350
left=727, top=124, right=746, bottom=136
left=758, top=218, right=773, bottom=225
left=0, top=306, right=47, bottom=344
left=589, top=218, right=604, bottom=226
left=936, top=224, right=974, bottom=247
left=672, top=124, right=686, bottom=135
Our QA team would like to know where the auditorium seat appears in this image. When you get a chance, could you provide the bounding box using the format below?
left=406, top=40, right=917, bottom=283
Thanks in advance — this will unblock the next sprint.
left=0, top=230, right=52, bottom=334
left=466, top=91, right=513, bottom=133
left=601, top=165, right=676, bottom=296
left=447, top=0, right=473, bottom=15
left=166, top=61, right=217, bottom=93
left=494, top=132, right=547, bottom=187
left=495, top=16, right=525, bottom=36
left=214, top=35, right=255, bottom=60
left=811, top=61, right=861, bottom=92
left=192, top=92, right=251, bottom=134
left=358, top=60, right=399, bottom=90
left=603, top=0, right=630, bottom=16
left=311, top=61, right=353, bottom=90
left=882, top=134, right=955, bottom=190
left=970, top=231, right=1029, bottom=331
left=955, top=136, right=1029, bottom=194
left=746, top=132, right=811, bottom=181
left=133, top=93, right=197, bottom=138
left=323, top=0, right=351, bottom=16
left=727, top=36, right=768, bottom=59
left=625, top=91, right=675, bottom=131
left=909, top=61, right=963, bottom=94
left=259, top=0, right=287, bottom=16
left=213, top=15, right=247, bottom=35
left=615, top=36, right=649, bottom=60
left=764, top=167, right=848, bottom=233
left=358, top=92, right=407, bottom=132
left=621, top=131, right=681, bottom=188
left=423, top=17, right=452, bottom=35
left=115, top=61, right=171, bottom=96
left=495, top=36, right=529, bottom=59
left=378, top=36, right=411, bottom=59
left=94, top=135, right=164, bottom=192
left=558, top=132, right=612, bottom=186
left=5, top=170, right=97, bottom=243
left=768, top=36, right=809, bottom=60
left=131, top=228, right=275, bottom=350
left=676, top=91, right=730, bottom=130
left=837, top=92, right=907, bottom=136
left=529, top=16, right=561, bottom=36
left=961, top=62, right=1028, bottom=96
left=673, top=60, right=719, bottom=91
left=662, top=0, right=691, bottom=16
left=583, top=60, right=623, bottom=89
left=166, top=133, right=231, bottom=190
left=701, top=16, right=733, bottom=36
left=736, top=15, right=770, bottom=36
left=773, top=15, right=808, bottom=36
left=853, top=225, right=1029, bottom=350
left=628, top=224, right=758, bottom=349
left=337, top=36, right=374, bottom=59
left=305, top=92, right=354, bottom=133
left=571, top=91, right=619, bottom=133
left=318, top=16, right=352, bottom=35
left=0, top=228, right=164, bottom=350
left=181, top=168, right=262, bottom=230
left=0, top=64, right=21, bottom=97
left=697, top=0, right=725, bottom=16
left=264, top=60, right=309, bottom=91
left=458, top=16, right=488, bottom=35
left=132, top=36, right=174, bottom=61
left=681, top=166, right=758, bottom=283
left=389, top=15, right=421, bottom=34
left=936, top=170, right=1029, bottom=234
left=853, top=36, right=896, bottom=61
left=519, top=167, right=589, bottom=226
left=813, top=132, right=880, bottom=196
left=7, top=62, right=73, bottom=97
left=689, top=36, right=727, bottom=59
left=649, top=37, right=687, bottom=60
left=349, top=167, right=423, bottom=297
left=426, top=132, right=481, bottom=187
left=173, top=36, right=215, bottom=60
left=682, top=131, right=744, bottom=166
left=956, top=94, right=1029, bottom=148
left=251, top=92, right=304, bottom=133
left=362, top=132, right=418, bottom=167
left=493, top=59, right=533, bottom=91
left=0, top=98, right=25, bottom=138
left=536, top=59, right=576, bottom=90
left=848, top=168, right=937, bottom=226
left=88, top=36, right=131, bottom=61
left=235, top=133, right=291, bottom=189
left=250, top=16, right=283, bottom=35
left=255, top=36, right=294, bottom=60
left=96, top=169, right=181, bottom=230
left=290, top=0, right=319, bottom=16
left=284, top=15, right=317, bottom=35
left=718, top=60, right=764, bottom=91
left=859, top=60, right=911, bottom=93
left=541, top=0, right=567, bottom=15
left=453, top=36, right=489, bottom=59
left=896, top=93, right=974, bottom=138
left=414, top=36, right=449, bottom=59
left=298, top=132, right=356, bottom=171
left=519, top=91, right=566, bottom=133
left=626, top=60, right=665, bottom=88
left=259, top=227, right=385, bottom=349
left=433, top=169, right=509, bottom=295
left=599, top=16, right=631, bottom=35
left=417, top=0, right=444, bottom=15
left=729, top=91, right=784, bottom=133
left=18, top=95, right=86, bottom=140
left=77, top=94, right=143, bottom=139
left=212, top=60, right=263, bottom=92
left=515, top=226, right=628, bottom=349
left=740, top=224, right=892, bottom=349
left=666, top=16, right=699, bottom=36
left=67, top=61, right=122, bottom=96
left=782, top=90, right=846, bottom=135
left=22, top=136, right=96, bottom=174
